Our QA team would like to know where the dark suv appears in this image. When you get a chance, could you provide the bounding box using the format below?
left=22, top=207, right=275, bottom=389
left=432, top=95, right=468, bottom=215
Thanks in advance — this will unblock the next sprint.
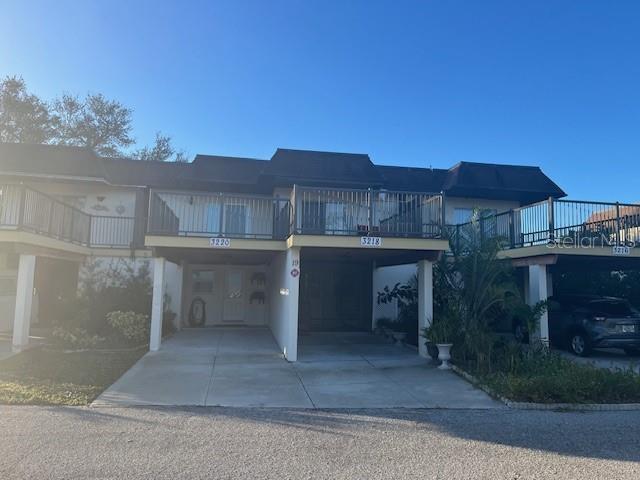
left=513, top=295, right=640, bottom=356
left=546, top=295, right=640, bottom=356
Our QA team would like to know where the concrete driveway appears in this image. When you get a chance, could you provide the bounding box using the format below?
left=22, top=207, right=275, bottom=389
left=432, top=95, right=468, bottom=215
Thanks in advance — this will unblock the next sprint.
left=94, top=328, right=500, bottom=409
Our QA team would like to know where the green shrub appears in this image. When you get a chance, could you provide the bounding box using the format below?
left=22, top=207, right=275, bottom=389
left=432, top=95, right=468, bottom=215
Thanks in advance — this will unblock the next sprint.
left=106, top=311, right=150, bottom=345
left=376, top=275, right=419, bottom=345
left=51, top=326, right=105, bottom=349
left=78, top=260, right=152, bottom=336
left=481, top=351, right=640, bottom=403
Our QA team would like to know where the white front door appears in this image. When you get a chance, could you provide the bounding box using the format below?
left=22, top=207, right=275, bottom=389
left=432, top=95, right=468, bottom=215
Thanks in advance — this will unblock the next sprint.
left=223, top=269, right=245, bottom=322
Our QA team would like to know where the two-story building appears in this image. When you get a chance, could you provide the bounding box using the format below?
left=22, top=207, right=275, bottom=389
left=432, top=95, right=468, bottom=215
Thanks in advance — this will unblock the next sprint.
left=0, top=142, right=568, bottom=359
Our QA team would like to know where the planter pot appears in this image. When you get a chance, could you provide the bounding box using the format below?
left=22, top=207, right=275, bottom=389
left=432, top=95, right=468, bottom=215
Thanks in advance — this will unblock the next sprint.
left=391, top=331, right=407, bottom=346
left=382, top=327, right=394, bottom=341
left=436, top=343, right=453, bottom=370
left=426, top=342, right=439, bottom=361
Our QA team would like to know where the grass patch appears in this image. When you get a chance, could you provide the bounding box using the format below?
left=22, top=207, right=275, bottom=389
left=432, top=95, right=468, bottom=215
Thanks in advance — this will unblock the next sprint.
left=0, top=347, right=145, bottom=405
left=474, top=352, right=640, bottom=404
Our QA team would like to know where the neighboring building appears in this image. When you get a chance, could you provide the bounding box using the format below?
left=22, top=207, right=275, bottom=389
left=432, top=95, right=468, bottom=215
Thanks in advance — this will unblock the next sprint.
left=0, top=142, right=568, bottom=358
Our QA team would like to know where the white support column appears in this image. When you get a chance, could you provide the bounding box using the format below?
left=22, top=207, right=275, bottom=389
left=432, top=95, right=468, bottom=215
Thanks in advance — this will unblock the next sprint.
left=173, top=261, right=185, bottom=331
left=12, top=254, right=36, bottom=352
left=371, top=261, right=379, bottom=331
left=150, top=257, right=166, bottom=352
left=528, top=264, right=549, bottom=346
left=284, top=247, right=300, bottom=362
left=417, top=259, right=434, bottom=358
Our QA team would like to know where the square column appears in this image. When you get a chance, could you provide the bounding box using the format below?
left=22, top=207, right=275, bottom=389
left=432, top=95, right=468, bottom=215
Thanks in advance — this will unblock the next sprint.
left=173, top=261, right=185, bottom=331
left=150, top=257, right=166, bottom=352
left=527, top=264, right=549, bottom=346
left=269, top=247, right=300, bottom=362
left=417, top=259, right=434, bottom=358
left=12, top=254, right=36, bottom=352
left=283, top=247, right=300, bottom=361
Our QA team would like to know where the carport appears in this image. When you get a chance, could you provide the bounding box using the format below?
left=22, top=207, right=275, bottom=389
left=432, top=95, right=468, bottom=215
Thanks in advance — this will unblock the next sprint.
left=505, top=247, right=640, bottom=351
left=296, top=244, right=443, bottom=358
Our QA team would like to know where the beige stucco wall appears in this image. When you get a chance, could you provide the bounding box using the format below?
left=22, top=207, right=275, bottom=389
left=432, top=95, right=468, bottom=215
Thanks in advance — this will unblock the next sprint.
left=25, top=181, right=139, bottom=219
left=444, top=196, right=520, bottom=225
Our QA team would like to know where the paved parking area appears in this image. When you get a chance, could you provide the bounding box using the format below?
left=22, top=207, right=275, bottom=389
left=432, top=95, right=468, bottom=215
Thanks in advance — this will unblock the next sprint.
left=557, top=348, right=640, bottom=373
left=94, top=328, right=500, bottom=409
left=2, top=407, right=639, bottom=479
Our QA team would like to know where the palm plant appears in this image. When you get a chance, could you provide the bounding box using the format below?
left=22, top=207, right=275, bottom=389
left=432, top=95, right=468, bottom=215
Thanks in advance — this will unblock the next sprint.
left=438, top=210, right=519, bottom=371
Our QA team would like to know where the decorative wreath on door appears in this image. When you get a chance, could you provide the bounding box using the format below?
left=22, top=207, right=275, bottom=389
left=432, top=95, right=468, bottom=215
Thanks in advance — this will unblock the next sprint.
left=188, top=297, right=206, bottom=327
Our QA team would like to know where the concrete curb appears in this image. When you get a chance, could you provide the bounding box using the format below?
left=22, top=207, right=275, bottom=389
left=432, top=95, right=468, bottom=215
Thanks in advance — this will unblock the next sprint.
left=451, top=364, right=640, bottom=411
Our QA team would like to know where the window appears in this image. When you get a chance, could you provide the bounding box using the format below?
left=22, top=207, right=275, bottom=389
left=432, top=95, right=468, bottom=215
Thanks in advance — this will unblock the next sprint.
left=224, top=204, right=247, bottom=235
left=453, top=207, right=498, bottom=224
left=205, top=203, right=222, bottom=233
left=589, top=300, right=638, bottom=317
left=192, top=270, right=214, bottom=294
left=325, top=202, right=349, bottom=234
left=453, top=208, right=474, bottom=224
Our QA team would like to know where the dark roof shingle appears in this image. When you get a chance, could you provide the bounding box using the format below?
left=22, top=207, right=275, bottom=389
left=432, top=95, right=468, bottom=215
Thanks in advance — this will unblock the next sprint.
left=0, top=142, right=107, bottom=180
left=0, top=143, right=566, bottom=203
left=267, top=148, right=383, bottom=187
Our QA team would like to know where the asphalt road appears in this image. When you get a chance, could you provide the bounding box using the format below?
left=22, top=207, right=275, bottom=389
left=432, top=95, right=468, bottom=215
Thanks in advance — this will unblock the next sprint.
left=1, top=406, right=639, bottom=479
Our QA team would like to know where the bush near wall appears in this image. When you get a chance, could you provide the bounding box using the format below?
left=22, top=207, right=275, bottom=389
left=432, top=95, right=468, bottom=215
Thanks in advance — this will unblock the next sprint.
left=107, top=311, right=150, bottom=345
left=48, top=259, right=153, bottom=347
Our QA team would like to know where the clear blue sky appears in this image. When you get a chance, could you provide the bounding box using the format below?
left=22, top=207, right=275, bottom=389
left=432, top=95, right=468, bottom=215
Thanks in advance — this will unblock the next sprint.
left=1, top=1, right=639, bottom=201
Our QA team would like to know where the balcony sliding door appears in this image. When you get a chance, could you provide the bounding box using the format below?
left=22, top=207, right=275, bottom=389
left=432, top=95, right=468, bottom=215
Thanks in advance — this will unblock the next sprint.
left=223, top=204, right=248, bottom=237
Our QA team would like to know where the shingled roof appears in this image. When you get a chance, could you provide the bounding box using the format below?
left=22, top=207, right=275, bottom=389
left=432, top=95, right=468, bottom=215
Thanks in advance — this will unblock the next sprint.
left=0, top=143, right=566, bottom=203
left=0, top=143, right=107, bottom=181
left=442, top=161, right=566, bottom=202
left=376, top=161, right=565, bottom=202
left=266, top=148, right=384, bottom=187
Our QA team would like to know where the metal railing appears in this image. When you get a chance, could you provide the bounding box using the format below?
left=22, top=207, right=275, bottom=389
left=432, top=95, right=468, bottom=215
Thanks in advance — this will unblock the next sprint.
left=0, top=184, right=91, bottom=245
left=90, top=215, right=141, bottom=248
left=0, top=184, right=141, bottom=248
left=147, top=190, right=292, bottom=240
left=451, top=197, right=640, bottom=249
left=292, top=186, right=444, bottom=238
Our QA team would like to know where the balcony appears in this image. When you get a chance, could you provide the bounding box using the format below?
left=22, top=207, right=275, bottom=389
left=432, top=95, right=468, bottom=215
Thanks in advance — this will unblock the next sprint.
left=291, top=186, right=444, bottom=238
left=450, top=198, right=640, bottom=250
left=2, top=184, right=446, bottom=251
left=0, top=184, right=142, bottom=249
left=147, top=191, right=292, bottom=240
left=147, top=187, right=445, bottom=242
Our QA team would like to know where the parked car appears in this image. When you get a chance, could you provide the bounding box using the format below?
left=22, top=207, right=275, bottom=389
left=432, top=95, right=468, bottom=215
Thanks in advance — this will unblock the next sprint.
left=514, top=295, right=640, bottom=357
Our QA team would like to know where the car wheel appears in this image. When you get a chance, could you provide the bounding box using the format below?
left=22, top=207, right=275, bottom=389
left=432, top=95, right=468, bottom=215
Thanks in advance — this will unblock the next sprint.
left=513, top=323, right=528, bottom=344
left=569, top=332, right=591, bottom=357
left=624, top=347, right=640, bottom=357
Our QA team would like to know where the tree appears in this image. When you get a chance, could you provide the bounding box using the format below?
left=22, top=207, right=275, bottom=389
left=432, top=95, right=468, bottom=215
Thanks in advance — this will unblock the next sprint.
left=0, top=76, right=55, bottom=143
left=132, top=132, right=189, bottom=162
left=0, top=75, right=187, bottom=161
left=51, top=93, right=135, bottom=157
